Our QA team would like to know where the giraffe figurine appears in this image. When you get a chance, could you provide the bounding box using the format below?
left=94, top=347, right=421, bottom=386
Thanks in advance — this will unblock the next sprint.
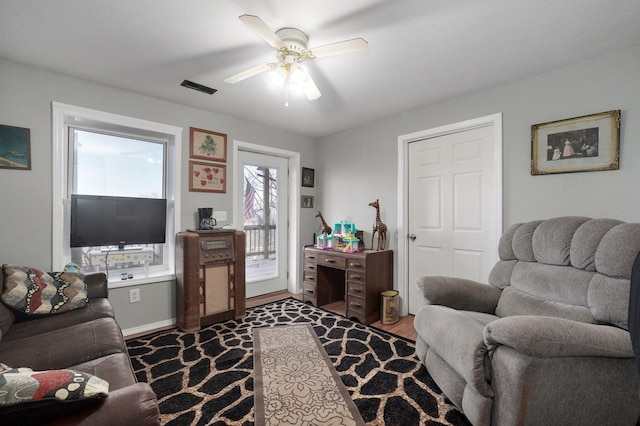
left=316, top=211, right=332, bottom=236
left=369, top=199, right=387, bottom=250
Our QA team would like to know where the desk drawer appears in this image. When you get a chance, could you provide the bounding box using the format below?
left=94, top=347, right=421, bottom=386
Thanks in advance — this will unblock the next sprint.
left=304, top=261, right=316, bottom=273
left=346, top=270, right=365, bottom=284
left=303, top=283, right=317, bottom=305
left=317, top=254, right=346, bottom=269
left=346, top=258, right=365, bottom=271
left=347, top=281, right=365, bottom=297
left=346, top=294, right=365, bottom=315
left=304, top=250, right=318, bottom=263
left=346, top=309, right=365, bottom=324
left=303, top=270, right=316, bottom=284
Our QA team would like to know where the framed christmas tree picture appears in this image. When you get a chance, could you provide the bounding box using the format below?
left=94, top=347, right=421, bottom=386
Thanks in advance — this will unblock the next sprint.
left=189, top=127, right=227, bottom=163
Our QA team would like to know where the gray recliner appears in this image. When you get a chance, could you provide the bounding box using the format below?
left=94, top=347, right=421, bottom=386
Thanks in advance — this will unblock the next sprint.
left=414, top=216, right=640, bottom=425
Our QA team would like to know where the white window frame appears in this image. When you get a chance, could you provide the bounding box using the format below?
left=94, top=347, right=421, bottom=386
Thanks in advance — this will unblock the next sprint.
left=52, top=102, right=182, bottom=287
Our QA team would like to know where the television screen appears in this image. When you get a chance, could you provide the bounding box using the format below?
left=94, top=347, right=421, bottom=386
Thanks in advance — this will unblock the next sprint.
left=70, top=194, right=167, bottom=249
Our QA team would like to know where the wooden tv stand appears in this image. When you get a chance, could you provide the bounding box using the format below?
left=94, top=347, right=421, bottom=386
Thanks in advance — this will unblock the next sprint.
left=303, top=246, right=393, bottom=325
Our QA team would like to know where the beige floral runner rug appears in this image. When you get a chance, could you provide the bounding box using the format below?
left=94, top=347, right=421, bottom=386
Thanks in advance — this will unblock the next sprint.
left=253, top=324, right=366, bottom=426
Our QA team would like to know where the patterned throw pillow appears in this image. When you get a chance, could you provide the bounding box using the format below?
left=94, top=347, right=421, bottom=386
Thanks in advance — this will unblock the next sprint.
left=1, top=265, right=89, bottom=315
left=0, top=363, right=108, bottom=411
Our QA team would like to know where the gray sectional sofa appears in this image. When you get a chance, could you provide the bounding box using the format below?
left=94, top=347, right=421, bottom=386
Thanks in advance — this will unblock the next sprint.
left=414, top=216, right=640, bottom=425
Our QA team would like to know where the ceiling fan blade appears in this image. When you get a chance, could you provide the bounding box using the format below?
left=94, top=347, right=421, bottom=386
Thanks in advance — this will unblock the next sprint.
left=239, top=15, right=285, bottom=50
left=224, top=62, right=272, bottom=84
left=309, top=38, right=368, bottom=58
left=304, top=75, right=321, bottom=101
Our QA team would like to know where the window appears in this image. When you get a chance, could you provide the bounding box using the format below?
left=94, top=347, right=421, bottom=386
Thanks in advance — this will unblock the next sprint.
left=72, top=129, right=165, bottom=197
left=69, top=129, right=166, bottom=274
left=243, top=164, right=278, bottom=282
left=52, top=103, right=182, bottom=286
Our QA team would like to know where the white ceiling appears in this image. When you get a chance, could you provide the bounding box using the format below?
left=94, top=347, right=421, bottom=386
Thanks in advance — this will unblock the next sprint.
left=1, top=0, right=639, bottom=138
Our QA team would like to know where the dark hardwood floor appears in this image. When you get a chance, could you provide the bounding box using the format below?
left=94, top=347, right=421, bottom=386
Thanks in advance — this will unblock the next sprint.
left=246, top=291, right=417, bottom=341
left=127, top=290, right=417, bottom=341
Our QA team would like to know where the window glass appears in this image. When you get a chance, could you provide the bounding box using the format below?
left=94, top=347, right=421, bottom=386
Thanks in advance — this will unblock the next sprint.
left=69, top=129, right=167, bottom=274
left=73, top=129, right=164, bottom=197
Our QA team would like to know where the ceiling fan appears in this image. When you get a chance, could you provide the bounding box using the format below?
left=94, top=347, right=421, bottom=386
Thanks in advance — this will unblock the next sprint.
left=224, top=15, right=368, bottom=102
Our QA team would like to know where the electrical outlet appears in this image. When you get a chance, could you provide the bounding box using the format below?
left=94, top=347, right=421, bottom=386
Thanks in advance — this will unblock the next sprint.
left=212, top=211, right=227, bottom=221
left=129, top=288, right=140, bottom=303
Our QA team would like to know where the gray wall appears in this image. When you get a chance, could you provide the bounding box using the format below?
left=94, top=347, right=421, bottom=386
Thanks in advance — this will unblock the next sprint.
left=316, top=45, right=640, bottom=290
left=0, top=58, right=318, bottom=330
left=2, top=44, right=639, bottom=330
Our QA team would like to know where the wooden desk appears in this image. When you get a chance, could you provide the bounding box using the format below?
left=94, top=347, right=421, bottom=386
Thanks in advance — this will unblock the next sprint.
left=303, top=246, right=393, bottom=325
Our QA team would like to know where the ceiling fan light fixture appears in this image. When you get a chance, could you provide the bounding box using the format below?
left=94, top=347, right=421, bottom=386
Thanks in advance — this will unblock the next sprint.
left=270, top=67, right=288, bottom=87
left=226, top=14, right=367, bottom=104
left=289, top=63, right=308, bottom=84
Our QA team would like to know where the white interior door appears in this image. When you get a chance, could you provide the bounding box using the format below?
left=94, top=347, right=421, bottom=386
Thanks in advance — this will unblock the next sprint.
left=407, top=123, right=501, bottom=314
left=237, top=150, right=288, bottom=298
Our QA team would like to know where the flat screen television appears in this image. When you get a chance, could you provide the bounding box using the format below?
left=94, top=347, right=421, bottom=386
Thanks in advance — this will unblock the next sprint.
left=70, top=194, right=167, bottom=250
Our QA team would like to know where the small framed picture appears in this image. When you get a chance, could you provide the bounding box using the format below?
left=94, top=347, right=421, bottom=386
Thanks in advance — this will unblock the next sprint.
left=531, top=110, right=620, bottom=175
left=301, top=195, right=314, bottom=208
left=302, top=167, right=315, bottom=187
left=0, top=124, right=31, bottom=170
left=189, top=161, right=226, bottom=193
left=190, top=127, right=227, bottom=163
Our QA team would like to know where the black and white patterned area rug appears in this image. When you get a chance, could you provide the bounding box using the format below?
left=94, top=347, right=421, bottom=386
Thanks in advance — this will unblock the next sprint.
left=126, top=298, right=471, bottom=426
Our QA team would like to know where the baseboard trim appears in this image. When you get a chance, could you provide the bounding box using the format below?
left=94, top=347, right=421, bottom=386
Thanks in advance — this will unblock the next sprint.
left=122, top=318, right=176, bottom=338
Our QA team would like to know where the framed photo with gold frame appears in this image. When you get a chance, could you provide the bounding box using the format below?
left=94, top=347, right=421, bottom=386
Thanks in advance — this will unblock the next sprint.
left=531, top=110, right=620, bottom=175
left=189, top=161, right=226, bottom=193
left=189, top=127, right=227, bottom=163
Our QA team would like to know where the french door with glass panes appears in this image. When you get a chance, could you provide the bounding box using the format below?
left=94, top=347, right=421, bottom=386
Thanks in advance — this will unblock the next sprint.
left=237, top=150, right=288, bottom=298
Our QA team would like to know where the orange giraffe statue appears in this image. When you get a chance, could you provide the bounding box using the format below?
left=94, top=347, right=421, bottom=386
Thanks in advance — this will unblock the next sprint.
left=316, top=211, right=332, bottom=236
left=369, top=199, right=387, bottom=250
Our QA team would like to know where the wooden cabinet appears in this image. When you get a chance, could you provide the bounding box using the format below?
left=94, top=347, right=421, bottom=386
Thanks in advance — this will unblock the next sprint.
left=176, top=230, right=245, bottom=332
left=303, top=246, right=393, bottom=325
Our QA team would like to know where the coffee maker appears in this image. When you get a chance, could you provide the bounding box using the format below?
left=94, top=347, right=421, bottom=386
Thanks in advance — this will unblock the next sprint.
left=198, top=208, right=217, bottom=230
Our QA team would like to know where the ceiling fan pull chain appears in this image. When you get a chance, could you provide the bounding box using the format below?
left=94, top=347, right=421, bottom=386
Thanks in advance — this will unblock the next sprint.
left=285, top=79, right=290, bottom=107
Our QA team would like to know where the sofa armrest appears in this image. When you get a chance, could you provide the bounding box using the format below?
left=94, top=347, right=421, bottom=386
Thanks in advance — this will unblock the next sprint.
left=47, top=382, right=159, bottom=426
left=415, top=275, right=502, bottom=313
left=86, top=273, right=108, bottom=299
left=484, top=315, right=634, bottom=358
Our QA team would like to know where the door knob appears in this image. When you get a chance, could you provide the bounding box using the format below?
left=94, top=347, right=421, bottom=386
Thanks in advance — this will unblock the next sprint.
left=409, top=234, right=417, bottom=241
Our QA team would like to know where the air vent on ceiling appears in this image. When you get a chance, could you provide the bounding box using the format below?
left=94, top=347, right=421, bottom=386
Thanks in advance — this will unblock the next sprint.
left=181, top=80, right=217, bottom=95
